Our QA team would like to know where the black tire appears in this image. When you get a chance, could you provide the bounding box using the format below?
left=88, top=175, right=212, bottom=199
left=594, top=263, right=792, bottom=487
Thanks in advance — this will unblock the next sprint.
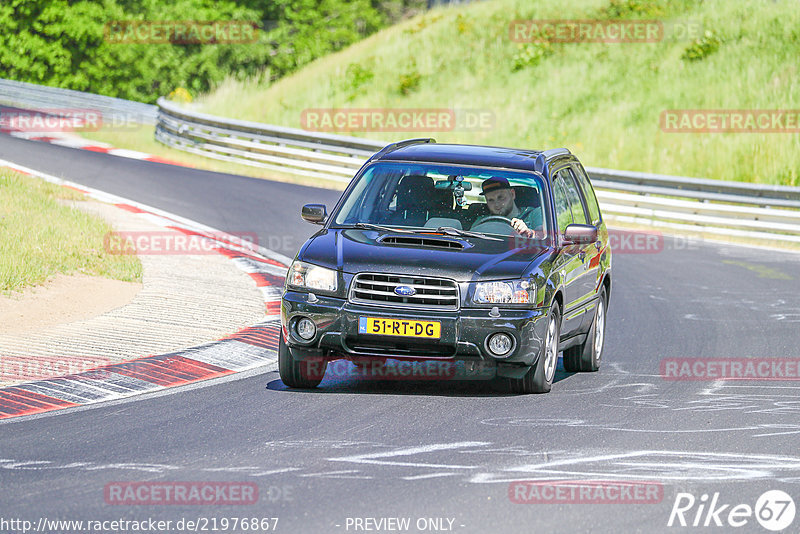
left=278, top=335, right=327, bottom=388
left=563, top=287, right=606, bottom=372
left=509, top=301, right=561, bottom=394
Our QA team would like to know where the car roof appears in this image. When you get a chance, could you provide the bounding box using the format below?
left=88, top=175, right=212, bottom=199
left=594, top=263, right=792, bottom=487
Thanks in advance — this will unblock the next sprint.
left=373, top=142, right=572, bottom=173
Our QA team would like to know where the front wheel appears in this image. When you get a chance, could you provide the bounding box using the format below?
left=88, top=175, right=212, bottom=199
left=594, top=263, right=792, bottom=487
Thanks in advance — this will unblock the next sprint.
left=278, top=335, right=327, bottom=388
left=508, top=302, right=560, bottom=394
left=563, top=287, right=606, bottom=372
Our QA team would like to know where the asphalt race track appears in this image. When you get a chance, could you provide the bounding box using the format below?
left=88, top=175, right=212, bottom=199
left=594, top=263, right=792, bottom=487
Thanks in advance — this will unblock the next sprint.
left=2, top=133, right=800, bottom=533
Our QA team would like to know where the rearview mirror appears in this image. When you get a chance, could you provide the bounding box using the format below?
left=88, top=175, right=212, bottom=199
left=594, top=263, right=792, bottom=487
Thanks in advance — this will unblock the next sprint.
left=435, top=177, right=473, bottom=191
left=301, top=204, right=327, bottom=224
left=563, top=224, right=598, bottom=245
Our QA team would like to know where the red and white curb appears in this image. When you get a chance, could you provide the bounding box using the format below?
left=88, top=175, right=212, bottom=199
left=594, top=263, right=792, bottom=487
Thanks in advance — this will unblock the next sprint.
left=0, top=159, right=289, bottom=420
left=6, top=130, right=189, bottom=167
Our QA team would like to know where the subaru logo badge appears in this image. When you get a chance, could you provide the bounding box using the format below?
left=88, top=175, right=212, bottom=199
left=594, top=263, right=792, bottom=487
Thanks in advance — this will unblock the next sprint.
left=394, top=285, right=416, bottom=297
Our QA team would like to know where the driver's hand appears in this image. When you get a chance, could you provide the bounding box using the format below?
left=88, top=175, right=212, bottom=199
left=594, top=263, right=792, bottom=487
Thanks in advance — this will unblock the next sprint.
left=511, top=218, right=535, bottom=238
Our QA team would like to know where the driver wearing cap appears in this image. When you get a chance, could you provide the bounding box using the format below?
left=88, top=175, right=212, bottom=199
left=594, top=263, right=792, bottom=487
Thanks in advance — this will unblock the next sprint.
left=472, top=177, right=542, bottom=237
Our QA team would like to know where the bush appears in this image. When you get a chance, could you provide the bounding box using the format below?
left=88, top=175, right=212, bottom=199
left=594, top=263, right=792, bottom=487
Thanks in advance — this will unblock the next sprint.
left=397, top=67, right=422, bottom=95
left=511, top=43, right=554, bottom=72
left=167, top=87, right=193, bottom=103
left=342, top=61, right=375, bottom=100
left=0, top=0, right=423, bottom=103
left=681, top=30, right=722, bottom=61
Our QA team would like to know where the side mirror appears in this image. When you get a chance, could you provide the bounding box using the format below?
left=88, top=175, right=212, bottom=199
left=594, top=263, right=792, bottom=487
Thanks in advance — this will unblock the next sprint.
left=301, top=204, right=327, bottom=224
left=563, top=224, right=598, bottom=245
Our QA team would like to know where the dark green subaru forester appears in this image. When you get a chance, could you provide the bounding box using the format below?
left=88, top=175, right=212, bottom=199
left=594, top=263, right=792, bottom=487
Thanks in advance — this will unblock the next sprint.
left=280, top=139, right=611, bottom=393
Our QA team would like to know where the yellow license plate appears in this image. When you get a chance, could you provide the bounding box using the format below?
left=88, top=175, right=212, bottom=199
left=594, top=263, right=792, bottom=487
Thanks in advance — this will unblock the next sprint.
left=358, top=317, right=441, bottom=339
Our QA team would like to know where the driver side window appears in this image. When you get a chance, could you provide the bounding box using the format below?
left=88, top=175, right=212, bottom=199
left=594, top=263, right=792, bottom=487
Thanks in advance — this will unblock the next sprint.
left=553, top=175, right=573, bottom=235
left=559, top=168, right=589, bottom=225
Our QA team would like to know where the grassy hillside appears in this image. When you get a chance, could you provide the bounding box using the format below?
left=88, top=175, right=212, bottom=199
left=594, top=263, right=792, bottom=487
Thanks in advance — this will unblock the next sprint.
left=195, top=0, right=800, bottom=186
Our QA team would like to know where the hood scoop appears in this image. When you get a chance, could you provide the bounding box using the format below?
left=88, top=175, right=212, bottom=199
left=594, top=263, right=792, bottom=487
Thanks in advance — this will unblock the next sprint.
left=378, top=235, right=465, bottom=250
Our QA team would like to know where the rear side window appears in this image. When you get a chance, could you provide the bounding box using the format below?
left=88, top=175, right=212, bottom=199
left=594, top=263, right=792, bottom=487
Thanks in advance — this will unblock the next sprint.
left=557, top=169, right=588, bottom=225
left=572, top=164, right=601, bottom=225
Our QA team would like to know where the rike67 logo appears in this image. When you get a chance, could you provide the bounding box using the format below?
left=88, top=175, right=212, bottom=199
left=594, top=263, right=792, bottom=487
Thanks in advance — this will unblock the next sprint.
left=668, top=490, right=796, bottom=531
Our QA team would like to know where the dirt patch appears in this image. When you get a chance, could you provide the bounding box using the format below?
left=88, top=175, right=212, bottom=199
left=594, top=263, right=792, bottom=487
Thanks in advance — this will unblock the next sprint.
left=0, top=274, right=141, bottom=335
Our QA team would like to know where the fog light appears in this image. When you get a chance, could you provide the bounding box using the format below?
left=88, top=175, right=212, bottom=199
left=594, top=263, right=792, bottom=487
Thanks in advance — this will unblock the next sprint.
left=487, top=333, right=513, bottom=357
left=296, top=317, right=316, bottom=340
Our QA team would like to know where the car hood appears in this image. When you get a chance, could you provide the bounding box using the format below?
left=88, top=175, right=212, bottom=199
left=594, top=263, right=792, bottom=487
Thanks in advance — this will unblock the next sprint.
left=299, top=229, right=553, bottom=282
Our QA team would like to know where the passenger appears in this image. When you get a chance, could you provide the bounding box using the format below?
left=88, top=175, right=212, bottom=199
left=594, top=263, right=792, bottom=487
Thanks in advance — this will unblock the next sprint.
left=472, top=177, right=542, bottom=237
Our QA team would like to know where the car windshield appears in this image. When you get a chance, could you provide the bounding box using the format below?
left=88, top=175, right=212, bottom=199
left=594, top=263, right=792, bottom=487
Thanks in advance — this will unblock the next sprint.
left=332, top=162, right=549, bottom=239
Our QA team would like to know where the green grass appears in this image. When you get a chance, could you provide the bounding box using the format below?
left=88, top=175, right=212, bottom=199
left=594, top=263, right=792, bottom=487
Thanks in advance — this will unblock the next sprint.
left=188, top=0, right=800, bottom=186
left=0, top=169, right=142, bottom=293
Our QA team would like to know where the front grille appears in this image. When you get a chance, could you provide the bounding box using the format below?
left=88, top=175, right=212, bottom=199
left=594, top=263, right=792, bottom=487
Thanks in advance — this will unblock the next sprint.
left=349, top=273, right=459, bottom=311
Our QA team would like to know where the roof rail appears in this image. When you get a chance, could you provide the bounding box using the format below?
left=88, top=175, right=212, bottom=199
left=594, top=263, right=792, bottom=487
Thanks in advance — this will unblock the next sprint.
left=542, top=148, right=571, bottom=159
left=369, top=138, right=436, bottom=161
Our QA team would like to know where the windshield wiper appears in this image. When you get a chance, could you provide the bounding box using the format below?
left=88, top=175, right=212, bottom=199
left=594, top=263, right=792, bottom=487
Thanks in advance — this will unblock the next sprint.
left=352, top=222, right=420, bottom=234
left=351, top=223, right=501, bottom=241
left=436, top=226, right=502, bottom=241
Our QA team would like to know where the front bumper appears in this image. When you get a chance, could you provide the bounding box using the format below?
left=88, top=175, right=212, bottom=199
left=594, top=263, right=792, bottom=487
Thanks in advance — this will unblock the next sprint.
left=281, top=290, right=550, bottom=372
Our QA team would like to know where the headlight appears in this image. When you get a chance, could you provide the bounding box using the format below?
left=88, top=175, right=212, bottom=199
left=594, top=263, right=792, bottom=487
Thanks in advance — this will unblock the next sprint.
left=287, top=261, right=337, bottom=292
left=472, top=280, right=535, bottom=305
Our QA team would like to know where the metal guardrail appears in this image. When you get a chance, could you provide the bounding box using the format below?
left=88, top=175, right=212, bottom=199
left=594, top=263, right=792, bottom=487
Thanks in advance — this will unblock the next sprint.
left=2, top=79, right=796, bottom=244
left=156, top=98, right=381, bottom=181
left=156, top=98, right=800, bottom=244
left=0, top=78, right=158, bottom=124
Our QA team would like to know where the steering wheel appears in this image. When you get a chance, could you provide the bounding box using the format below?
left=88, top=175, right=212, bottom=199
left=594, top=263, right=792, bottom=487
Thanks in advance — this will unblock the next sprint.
left=474, top=216, right=545, bottom=240
left=476, top=216, right=513, bottom=225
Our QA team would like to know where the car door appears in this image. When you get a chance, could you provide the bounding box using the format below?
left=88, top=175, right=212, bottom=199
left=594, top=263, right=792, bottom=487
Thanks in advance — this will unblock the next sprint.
left=550, top=168, right=584, bottom=338
left=571, top=163, right=605, bottom=309
left=560, top=167, right=599, bottom=318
